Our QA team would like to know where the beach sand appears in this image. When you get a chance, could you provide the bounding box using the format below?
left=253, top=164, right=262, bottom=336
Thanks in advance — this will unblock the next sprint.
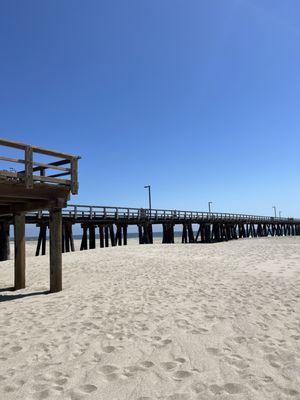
left=0, top=237, right=300, bottom=399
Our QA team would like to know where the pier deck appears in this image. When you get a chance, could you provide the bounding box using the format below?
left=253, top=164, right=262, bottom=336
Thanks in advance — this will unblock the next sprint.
left=0, top=138, right=80, bottom=292
left=10, top=204, right=300, bottom=254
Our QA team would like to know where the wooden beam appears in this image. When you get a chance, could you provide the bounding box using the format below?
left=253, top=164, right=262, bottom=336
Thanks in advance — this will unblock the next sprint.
left=0, top=138, right=80, bottom=160
left=14, top=213, right=26, bottom=290
left=49, top=208, right=62, bottom=292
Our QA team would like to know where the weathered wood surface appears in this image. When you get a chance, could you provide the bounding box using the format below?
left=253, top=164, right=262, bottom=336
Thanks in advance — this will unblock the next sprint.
left=49, top=208, right=62, bottom=293
left=14, top=213, right=26, bottom=290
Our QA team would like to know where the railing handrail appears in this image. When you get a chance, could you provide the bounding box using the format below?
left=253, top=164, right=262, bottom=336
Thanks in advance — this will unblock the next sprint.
left=0, top=138, right=80, bottom=194
left=0, top=138, right=81, bottom=160
left=64, top=204, right=299, bottom=222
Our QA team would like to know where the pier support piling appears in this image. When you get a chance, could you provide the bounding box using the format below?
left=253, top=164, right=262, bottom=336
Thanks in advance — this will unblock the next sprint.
left=0, top=221, right=10, bottom=261
left=14, top=213, right=26, bottom=290
left=49, top=208, right=62, bottom=293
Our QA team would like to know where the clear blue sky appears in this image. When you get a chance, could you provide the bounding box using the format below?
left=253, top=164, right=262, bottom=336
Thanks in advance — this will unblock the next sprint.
left=1, top=0, right=299, bottom=217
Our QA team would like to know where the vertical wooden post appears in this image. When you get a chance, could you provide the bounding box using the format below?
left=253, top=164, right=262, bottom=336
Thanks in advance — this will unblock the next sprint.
left=14, top=213, right=26, bottom=290
left=89, top=225, right=96, bottom=249
left=41, top=225, right=47, bottom=255
left=148, top=224, right=153, bottom=244
left=69, top=223, right=75, bottom=252
left=62, top=223, right=66, bottom=253
left=123, top=225, right=128, bottom=245
left=138, top=225, right=143, bottom=244
left=65, top=223, right=70, bottom=252
left=0, top=221, right=10, bottom=261
left=182, top=224, right=187, bottom=243
left=80, top=225, right=88, bottom=250
left=99, top=225, right=104, bottom=248
left=49, top=208, right=62, bottom=293
left=195, top=224, right=201, bottom=242
left=104, top=226, right=109, bottom=247
left=109, top=224, right=116, bottom=246
left=187, top=223, right=194, bottom=243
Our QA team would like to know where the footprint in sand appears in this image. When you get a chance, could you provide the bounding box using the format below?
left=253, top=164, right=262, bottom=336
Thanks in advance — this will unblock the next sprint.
left=223, top=383, right=245, bottom=394
left=137, top=397, right=152, bottom=400
left=11, top=345, right=22, bottom=353
left=140, top=361, right=155, bottom=368
left=161, top=361, right=177, bottom=371
left=166, top=394, right=190, bottom=400
left=173, top=371, right=192, bottom=380
left=80, top=384, right=97, bottom=394
left=175, top=358, right=186, bottom=364
left=281, top=388, right=299, bottom=397
left=206, top=347, right=220, bottom=356
left=209, top=384, right=223, bottom=395
left=102, top=346, right=115, bottom=353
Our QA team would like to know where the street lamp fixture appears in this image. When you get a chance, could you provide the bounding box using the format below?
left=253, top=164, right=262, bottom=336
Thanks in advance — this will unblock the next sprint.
left=144, top=185, right=152, bottom=217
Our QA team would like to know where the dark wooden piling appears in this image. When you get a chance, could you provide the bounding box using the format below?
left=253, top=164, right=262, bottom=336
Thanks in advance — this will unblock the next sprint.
left=109, top=224, right=116, bottom=246
left=36, top=223, right=47, bottom=256
left=0, top=221, right=10, bottom=261
left=89, top=224, right=96, bottom=249
left=123, top=225, right=128, bottom=245
left=14, top=213, right=26, bottom=290
left=147, top=223, right=153, bottom=244
left=49, top=208, right=62, bottom=293
left=182, top=223, right=188, bottom=243
left=187, top=223, right=194, bottom=243
left=80, top=225, right=88, bottom=250
left=162, top=223, right=174, bottom=244
left=104, top=225, right=109, bottom=247
left=99, top=225, right=104, bottom=248
left=116, top=224, right=122, bottom=246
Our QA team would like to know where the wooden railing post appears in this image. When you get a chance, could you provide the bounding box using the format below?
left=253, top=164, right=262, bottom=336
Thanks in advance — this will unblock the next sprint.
left=70, top=158, right=79, bottom=194
left=25, top=146, right=33, bottom=188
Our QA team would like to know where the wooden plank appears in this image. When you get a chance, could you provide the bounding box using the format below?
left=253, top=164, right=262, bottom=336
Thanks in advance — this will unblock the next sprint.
left=49, top=208, right=62, bottom=292
left=14, top=213, right=26, bottom=289
left=0, top=157, right=69, bottom=172
left=33, top=175, right=71, bottom=185
left=0, top=138, right=80, bottom=160
left=0, top=182, right=70, bottom=200
left=0, top=156, right=25, bottom=164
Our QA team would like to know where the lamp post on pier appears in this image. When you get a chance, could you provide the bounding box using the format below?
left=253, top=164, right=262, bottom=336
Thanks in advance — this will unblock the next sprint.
left=272, top=206, right=277, bottom=218
left=144, top=185, right=152, bottom=218
left=208, top=201, right=213, bottom=213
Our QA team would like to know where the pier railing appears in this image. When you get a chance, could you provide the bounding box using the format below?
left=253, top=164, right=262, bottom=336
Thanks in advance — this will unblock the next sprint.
left=27, top=204, right=300, bottom=224
left=0, top=138, right=80, bottom=194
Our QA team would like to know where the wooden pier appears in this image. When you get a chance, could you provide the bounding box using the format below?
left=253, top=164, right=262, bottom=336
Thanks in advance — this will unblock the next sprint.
left=1, top=204, right=299, bottom=258
left=0, top=139, right=80, bottom=292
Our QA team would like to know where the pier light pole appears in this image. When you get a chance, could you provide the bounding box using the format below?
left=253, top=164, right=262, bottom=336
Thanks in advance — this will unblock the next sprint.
left=144, top=185, right=152, bottom=218
left=208, top=201, right=213, bottom=213
left=272, top=206, right=277, bottom=218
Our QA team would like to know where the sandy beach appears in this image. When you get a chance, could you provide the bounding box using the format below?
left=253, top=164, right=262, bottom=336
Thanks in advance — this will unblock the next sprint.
left=0, top=237, right=300, bottom=399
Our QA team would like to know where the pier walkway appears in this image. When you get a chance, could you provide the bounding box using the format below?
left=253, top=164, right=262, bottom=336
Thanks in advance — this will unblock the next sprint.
left=2, top=204, right=299, bottom=257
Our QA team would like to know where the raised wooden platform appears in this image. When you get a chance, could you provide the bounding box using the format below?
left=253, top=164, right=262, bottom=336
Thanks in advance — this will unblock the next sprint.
left=0, top=138, right=80, bottom=292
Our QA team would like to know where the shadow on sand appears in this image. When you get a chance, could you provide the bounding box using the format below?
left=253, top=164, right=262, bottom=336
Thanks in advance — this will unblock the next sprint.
left=0, top=288, right=49, bottom=302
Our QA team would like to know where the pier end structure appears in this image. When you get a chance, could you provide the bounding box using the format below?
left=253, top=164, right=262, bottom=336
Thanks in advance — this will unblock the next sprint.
left=0, top=138, right=80, bottom=292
